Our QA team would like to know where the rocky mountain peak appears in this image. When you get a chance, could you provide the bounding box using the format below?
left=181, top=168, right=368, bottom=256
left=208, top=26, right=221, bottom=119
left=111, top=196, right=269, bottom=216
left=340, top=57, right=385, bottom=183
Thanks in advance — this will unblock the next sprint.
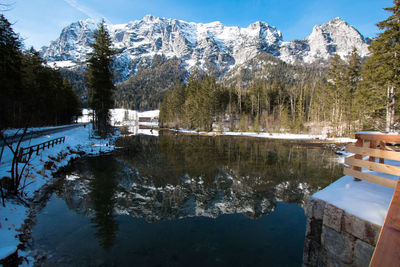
left=304, top=17, right=369, bottom=61
left=42, top=15, right=370, bottom=82
left=280, top=17, right=369, bottom=64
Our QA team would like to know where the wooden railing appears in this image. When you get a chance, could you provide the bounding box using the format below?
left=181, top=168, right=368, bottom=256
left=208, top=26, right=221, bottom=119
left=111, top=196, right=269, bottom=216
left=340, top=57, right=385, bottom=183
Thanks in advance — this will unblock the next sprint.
left=370, top=178, right=400, bottom=266
left=344, top=132, right=400, bottom=188
left=17, top=136, right=65, bottom=162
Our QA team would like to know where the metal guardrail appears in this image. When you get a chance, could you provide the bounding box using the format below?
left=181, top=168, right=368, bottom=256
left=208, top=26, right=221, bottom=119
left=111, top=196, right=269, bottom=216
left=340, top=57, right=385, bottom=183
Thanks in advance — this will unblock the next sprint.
left=17, top=136, right=65, bottom=162
left=344, top=132, right=400, bottom=188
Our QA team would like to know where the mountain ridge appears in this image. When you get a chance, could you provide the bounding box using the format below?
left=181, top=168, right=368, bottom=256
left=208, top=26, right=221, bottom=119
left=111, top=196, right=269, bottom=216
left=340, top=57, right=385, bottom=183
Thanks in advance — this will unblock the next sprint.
left=41, top=15, right=370, bottom=83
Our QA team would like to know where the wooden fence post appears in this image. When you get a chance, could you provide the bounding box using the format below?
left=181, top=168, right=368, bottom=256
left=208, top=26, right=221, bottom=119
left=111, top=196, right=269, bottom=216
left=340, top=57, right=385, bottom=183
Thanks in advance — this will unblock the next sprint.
left=353, top=137, right=363, bottom=181
left=379, top=141, right=386, bottom=164
left=19, top=136, right=65, bottom=159
left=369, top=140, right=377, bottom=162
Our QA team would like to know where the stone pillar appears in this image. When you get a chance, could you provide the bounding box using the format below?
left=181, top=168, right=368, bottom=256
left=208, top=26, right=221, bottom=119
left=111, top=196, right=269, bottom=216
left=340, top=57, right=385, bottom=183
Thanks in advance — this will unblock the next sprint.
left=303, top=197, right=381, bottom=267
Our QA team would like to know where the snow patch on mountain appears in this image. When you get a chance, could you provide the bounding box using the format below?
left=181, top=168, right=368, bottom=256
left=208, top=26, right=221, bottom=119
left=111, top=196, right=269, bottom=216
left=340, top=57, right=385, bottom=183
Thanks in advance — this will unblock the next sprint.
left=280, top=18, right=369, bottom=64
left=42, top=16, right=370, bottom=82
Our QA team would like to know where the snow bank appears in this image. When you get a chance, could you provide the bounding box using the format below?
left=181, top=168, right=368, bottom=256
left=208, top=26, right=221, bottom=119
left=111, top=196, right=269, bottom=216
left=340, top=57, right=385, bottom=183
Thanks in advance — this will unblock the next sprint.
left=138, top=129, right=159, bottom=136
left=77, top=109, right=91, bottom=123
left=110, top=109, right=138, bottom=126
left=138, top=110, right=159, bottom=118
left=0, top=124, right=117, bottom=260
left=47, top=60, right=77, bottom=69
left=2, top=123, right=80, bottom=138
left=0, top=202, right=29, bottom=259
left=78, top=108, right=159, bottom=126
left=313, top=159, right=399, bottom=226
left=172, top=129, right=356, bottom=143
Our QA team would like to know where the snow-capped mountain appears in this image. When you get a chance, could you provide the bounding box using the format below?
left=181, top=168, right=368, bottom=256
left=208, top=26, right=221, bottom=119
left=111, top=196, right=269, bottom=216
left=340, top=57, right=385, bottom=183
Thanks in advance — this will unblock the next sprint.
left=41, top=15, right=369, bottom=82
left=280, top=17, right=369, bottom=64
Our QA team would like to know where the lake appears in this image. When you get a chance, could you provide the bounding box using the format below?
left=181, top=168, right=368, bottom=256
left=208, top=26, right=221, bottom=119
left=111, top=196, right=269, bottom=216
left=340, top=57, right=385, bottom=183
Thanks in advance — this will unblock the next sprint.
left=30, top=132, right=343, bottom=266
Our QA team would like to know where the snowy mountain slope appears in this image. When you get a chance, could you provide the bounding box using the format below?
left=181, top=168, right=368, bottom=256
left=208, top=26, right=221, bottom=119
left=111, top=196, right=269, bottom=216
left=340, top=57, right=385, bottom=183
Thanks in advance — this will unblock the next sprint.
left=280, top=17, right=370, bottom=64
left=41, top=15, right=369, bottom=82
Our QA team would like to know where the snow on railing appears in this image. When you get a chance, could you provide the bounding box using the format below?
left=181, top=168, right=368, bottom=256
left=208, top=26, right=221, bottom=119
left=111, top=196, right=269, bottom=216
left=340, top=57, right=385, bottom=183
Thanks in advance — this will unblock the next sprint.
left=344, top=132, right=400, bottom=188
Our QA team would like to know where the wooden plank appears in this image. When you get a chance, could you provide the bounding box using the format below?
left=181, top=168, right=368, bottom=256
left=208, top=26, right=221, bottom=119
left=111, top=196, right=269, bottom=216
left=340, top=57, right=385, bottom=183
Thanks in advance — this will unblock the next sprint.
left=343, top=167, right=397, bottom=188
left=370, top=178, right=400, bottom=267
left=345, top=157, right=400, bottom=177
left=353, top=138, right=363, bottom=173
left=379, top=141, right=385, bottom=164
left=369, top=140, right=377, bottom=162
left=356, top=133, right=400, bottom=143
left=347, top=145, right=400, bottom=161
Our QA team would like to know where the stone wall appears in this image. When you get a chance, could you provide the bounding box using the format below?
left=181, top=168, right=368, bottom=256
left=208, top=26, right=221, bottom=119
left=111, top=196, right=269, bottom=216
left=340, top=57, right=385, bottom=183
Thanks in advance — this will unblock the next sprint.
left=303, top=197, right=382, bottom=267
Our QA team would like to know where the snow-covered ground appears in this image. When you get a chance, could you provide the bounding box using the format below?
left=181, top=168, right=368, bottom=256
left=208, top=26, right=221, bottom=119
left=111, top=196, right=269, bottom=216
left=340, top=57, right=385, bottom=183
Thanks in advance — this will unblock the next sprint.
left=0, top=124, right=117, bottom=261
left=2, top=124, right=82, bottom=138
left=78, top=108, right=139, bottom=126
left=110, top=109, right=138, bottom=126
left=78, top=108, right=159, bottom=128
left=313, top=158, right=399, bottom=226
left=172, top=129, right=357, bottom=143
left=137, top=110, right=159, bottom=119
left=119, top=125, right=159, bottom=137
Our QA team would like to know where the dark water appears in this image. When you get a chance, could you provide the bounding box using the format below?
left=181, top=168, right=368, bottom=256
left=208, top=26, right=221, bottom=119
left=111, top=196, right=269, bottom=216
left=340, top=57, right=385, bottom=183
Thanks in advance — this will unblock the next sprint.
left=31, top=132, right=343, bottom=266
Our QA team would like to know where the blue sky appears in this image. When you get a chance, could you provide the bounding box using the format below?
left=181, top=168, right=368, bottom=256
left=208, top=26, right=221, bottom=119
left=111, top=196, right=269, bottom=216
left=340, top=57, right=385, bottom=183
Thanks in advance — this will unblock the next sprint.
left=2, top=0, right=394, bottom=49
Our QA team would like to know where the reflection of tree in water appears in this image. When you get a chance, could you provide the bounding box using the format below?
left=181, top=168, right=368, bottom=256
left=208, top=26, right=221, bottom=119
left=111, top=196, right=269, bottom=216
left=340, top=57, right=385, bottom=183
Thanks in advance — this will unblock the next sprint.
left=111, top=132, right=344, bottom=220
left=60, top=133, right=343, bottom=225
left=117, top=132, right=343, bottom=193
left=87, top=156, right=119, bottom=251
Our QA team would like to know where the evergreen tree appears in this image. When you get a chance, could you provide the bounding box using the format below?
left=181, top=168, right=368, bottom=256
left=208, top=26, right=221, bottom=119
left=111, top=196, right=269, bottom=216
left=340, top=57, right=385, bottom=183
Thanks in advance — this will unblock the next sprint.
left=0, top=15, right=81, bottom=129
left=362, top=0, right=400, bottom=131
left=21, top=48, right=81, bottom=126
left=294, top=88, right=305, bottom=132
left=0, top=14, right=23, bottom=129
left=184, top=76, right=202, bottom=129
left=238, top=113, right=247, bottom=132
left=252, top=114, right=260, bottom=133
left=199, top=75, right=217, bottom=131
left=87, top=20, right=115, bottom=137
left=170, top=83, right=186, bottom=125
left=326, top=54, right=347, bottom=135
left=345, top=48, right=362, bottom=133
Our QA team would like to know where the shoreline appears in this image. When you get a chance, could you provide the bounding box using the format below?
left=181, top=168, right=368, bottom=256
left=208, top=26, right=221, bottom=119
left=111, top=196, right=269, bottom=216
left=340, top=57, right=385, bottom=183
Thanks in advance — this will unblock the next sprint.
left=1, top=125, right=353, bottom=265
left=0, top=125, right=118, bottom=265
left=168, top=129, right=356, bottom=144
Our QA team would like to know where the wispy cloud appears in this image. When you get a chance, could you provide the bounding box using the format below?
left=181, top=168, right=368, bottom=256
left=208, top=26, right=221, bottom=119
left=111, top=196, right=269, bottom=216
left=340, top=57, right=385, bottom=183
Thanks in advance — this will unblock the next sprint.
left=63, top=0, right=108, bottom=21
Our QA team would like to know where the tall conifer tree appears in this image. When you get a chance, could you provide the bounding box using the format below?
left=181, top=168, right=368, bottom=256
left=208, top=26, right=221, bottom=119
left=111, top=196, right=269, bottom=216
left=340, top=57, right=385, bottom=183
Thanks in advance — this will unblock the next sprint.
left=362, top=0, right=400, bottom=131
left=0, top=14, right=22, bottom=129
left=87, top=20, right=115, bottom=137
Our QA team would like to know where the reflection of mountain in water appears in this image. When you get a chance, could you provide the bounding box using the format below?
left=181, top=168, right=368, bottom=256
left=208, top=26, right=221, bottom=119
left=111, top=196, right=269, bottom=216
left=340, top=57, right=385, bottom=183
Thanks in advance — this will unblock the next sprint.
left=57, top=133, right=343, bottom=223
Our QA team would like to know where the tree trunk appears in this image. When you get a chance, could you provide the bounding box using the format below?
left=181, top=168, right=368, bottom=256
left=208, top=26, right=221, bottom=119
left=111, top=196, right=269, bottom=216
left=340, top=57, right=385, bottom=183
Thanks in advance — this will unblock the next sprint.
left=290, top=96, right=295, bottom=123
left=386, top=86, right=395, bottom=132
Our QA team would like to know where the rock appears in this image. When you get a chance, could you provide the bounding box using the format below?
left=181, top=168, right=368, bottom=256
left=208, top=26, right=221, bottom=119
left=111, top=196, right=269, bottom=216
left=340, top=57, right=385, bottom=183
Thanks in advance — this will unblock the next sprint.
left=305, top=218, right=323, bottom=245
left=323, top=204, right=343, bottom=232
left=307, top=197, right=326, bottom=220
left=303, top=238, right=326, bottom=267
left=353, top=239, right=375, bottom=267
left=322, top=226, right=355, bottom=264
left=343, top=212, right=381, bottom=245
